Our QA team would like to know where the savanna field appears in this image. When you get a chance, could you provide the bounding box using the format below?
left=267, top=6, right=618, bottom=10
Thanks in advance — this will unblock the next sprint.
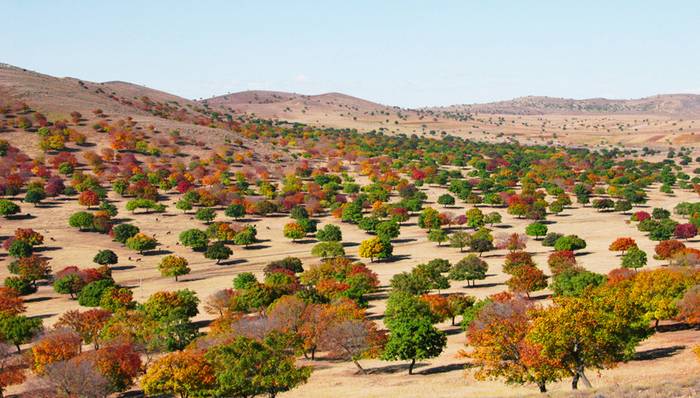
left=1, top=63, right=700, bottom=398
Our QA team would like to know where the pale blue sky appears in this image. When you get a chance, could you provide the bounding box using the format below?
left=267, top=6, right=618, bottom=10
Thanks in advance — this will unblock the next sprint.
left=3, top=1, right=700, bottom=107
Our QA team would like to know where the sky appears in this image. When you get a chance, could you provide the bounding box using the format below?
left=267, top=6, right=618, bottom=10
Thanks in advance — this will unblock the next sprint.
left=3, top=0, right=700, bottom=108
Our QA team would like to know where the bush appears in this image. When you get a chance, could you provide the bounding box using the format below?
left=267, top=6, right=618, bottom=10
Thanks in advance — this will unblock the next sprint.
left=205, top=242, right=233, bottom=264
left=0, top=200, right=20, bottom=218
left=68, top=211, right=94, bottom=231
left=553, top=235, right=587, bottom=251
left=542, top=232, right=563, bottom=247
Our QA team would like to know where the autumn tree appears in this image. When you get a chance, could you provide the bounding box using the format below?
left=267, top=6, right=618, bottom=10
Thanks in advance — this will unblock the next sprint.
left=608, top=237, right=637, bottom=255
left=506, top=266, right=548, bottom=299
left=55, top=309, right=111, bottom=350
left=142, top=350, right=215, bottom=398
left=0, top=343, right=26, bottom=397
left=359, top=237, right=392, bottom=262
left=465, top=296, right=564, bottom=392
left=30, top=328, right=82, bottom=375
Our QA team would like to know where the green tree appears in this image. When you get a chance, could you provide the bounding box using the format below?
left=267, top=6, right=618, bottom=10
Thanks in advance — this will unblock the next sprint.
left=205, top=242, right=233, bottom=264
left=225, top=203, right=246, bottom=219
left=381, top=317, right=446, bottom=375
left=316, top=224, right=342, bottom=242
left=554, top=235, right=587, bottom=252
left=78, top=279, right=115, bottom=307
left=621, top=247, right=647, bottom=269
left=68, top=211, right=94, bottom=231
left=179, top=229, right=210, bottom=251
left=525, top=222, right=548, bottom=240
left=8, top=240, right=33, bottom=259
left=195, top=207, right=216, bottom=224
left=205, top=335, right=311, bottom=397
left=437, top=194, right=455, bottom=207
left=550, top=269, right=605, bottom=297
left=0, top=200, right=20, bottom=218
left=93, top=250, right=118, bottom=266
left=126, top=233, right=158, bottom=254
left=375, top=221, right=400, bottom=241
left=111, top=223, right=139, bottom=244
left=159, top=255, right=191, bottom=281
left=428, top=229, right=448, bottom=246
left=24, top=188, right=46, bottom=206
left=448, top=255, right=488, bottom=287
left=0, top=314, right=42, bottom=352
left=449, top=231, right=471, bottom=252
left=311, top=241, right=345, bottom=259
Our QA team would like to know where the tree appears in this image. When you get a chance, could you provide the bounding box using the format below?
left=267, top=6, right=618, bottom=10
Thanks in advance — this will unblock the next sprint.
left=448, top=255, right=488, bottom=287
left=469, top=238, right=493, bottom=257
left=179, top=229, right=209, bottom=251
left=675, top=223, right=698, bottom=240
left=465, top=208, right=485, bottom=229
left=547, top=251, right=577, bottom=275
left=525, top=222, right=548, bottom=240
left=233, top=273, right=258, bottom=290
left=428, top=228, right=448, bottom=246
left=654, top=240, right=686, bottom=264
left=0, top=314, right=42, bottom=352
left=319, top=318, right=383, bottom=373
left=621, top=247, right=647, bottom=270
left=381, top=317, right=446, bottom=375
left=375, top=221, right=400, bottom=241
left=0, top=200, right=20, bottom=218
left=53, top=274, right=85, bottom=299
left=608, top=237, right=637, bottom=255
left=125, top=233, right=157, bottom=254
left=0, top=343, right=26, bottom=396
left=30, top=329, right=82, bottom=375
left=0, top=288, right=25, bottom=317
left=311, top=241, right=345, bottom=259
left=359, top=237, right=392, bottom=262
left=205, top=335, right=311, bottom=397
left=78, top=190, right=100, bottom=209
left=485, top=212, right=502, bottom=226
left=195, top=207, right=216, bottom=224
left=13, top=255, right=51, bottom=287
left=542, top=232, right=563, bottom=247
left=449, top=231, right=470, bottom=252
left=42, top=358, right=110, bottom=398
left=142, top=350, right=215, bottom=398
left=506, top=266, right=547, bottom=298
left=78, top=279, right=115, bottom=307
left=553, top=235, right=587, bottom=252
left=7, top=240, right=32, bottom=259
left=316, top=224, right=342, bottom=242
left=68, top=211, right=94, bottom=231
left=629, top=269, right=690, bottom=329
left=529, top=295, right=650, bottom=390
left=437, top=194, right=455, bottom=207
left=390, top=272, right=432, bottom=295
left=550, top=269, right=605, bottom=297
left=24, top=188, right=45, bottom=206
left=225, top=203, right=246, bottom=219
left=93, top=250, right=118, bottom=266
left=205, top=242, right=233, bottom=264
left=111, top=223, right=139, bottom=244
left=176, top=199, right=192, bottom=213
left=676, top=285, right=700, bottom=325
left=232, top=226, right=257, bottom=247
left=413, top=263, right=450, bottom=292
left=418, top=207, right=441, bottom=230
left=284, top=222, right=306, bottom=242
left=466, top=297, right=564, bottom=392
left=55, top=309, right=111, bottom=350
left=159, top=255, right=191, bottom=281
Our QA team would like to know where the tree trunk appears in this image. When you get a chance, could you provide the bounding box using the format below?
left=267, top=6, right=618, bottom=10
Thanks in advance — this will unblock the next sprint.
left=408, top=358, right=416, bottom=375
left=538, top=382, right=547, bottom=393
left=572, top=372, right=579, bottom=390
left=655, top=318, right=660, bottom=330
left=311, top=347, right=316, bottom=360
left=15, top=344, right=20, bottom=353
left=451, top=316, right=456, bottom=326
left=175, top=275, right=178, bottom=282
left=353, top=360, right=366, bottom=374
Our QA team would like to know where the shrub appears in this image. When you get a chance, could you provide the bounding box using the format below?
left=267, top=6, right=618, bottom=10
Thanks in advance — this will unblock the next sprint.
left=93, top=250, right=118, bottom=266
left=78, top=279, right=115, bottom=307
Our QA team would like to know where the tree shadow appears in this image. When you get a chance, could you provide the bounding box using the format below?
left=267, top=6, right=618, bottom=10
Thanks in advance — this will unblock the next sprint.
left=493, top=224, right=512, bottom=229
left=379, top=254, right=411, bottom=263
left=7, top=214, right=36, bottom=220
left=219, top=258, right=248, bottom=266
left=243, top=244, right=270, bottom=250
left=467, top=282, right=504, bottom=289
left=25, top=296, right=52, bottom=303
left=574, top=251, right=592, bottom=257
left=35, top=246, right=61, bottom=252
left=30, top=313, right=57, bottom=320
left=366, top=362, right=428, bottom=375
left=111, top=265, right=136, bottom=271
left=393, top=238, right=417, bottom=244
left=144, top=249, right=173, bottom=256
left=291, top=239, right=316, bottom=244
left=528, top=293, right=552, bottom=301
left=634, top=345, right=685, bottom=361
left=417, top=363, right=472, bottom=375
left=342, top=242, right=359, bottom=248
